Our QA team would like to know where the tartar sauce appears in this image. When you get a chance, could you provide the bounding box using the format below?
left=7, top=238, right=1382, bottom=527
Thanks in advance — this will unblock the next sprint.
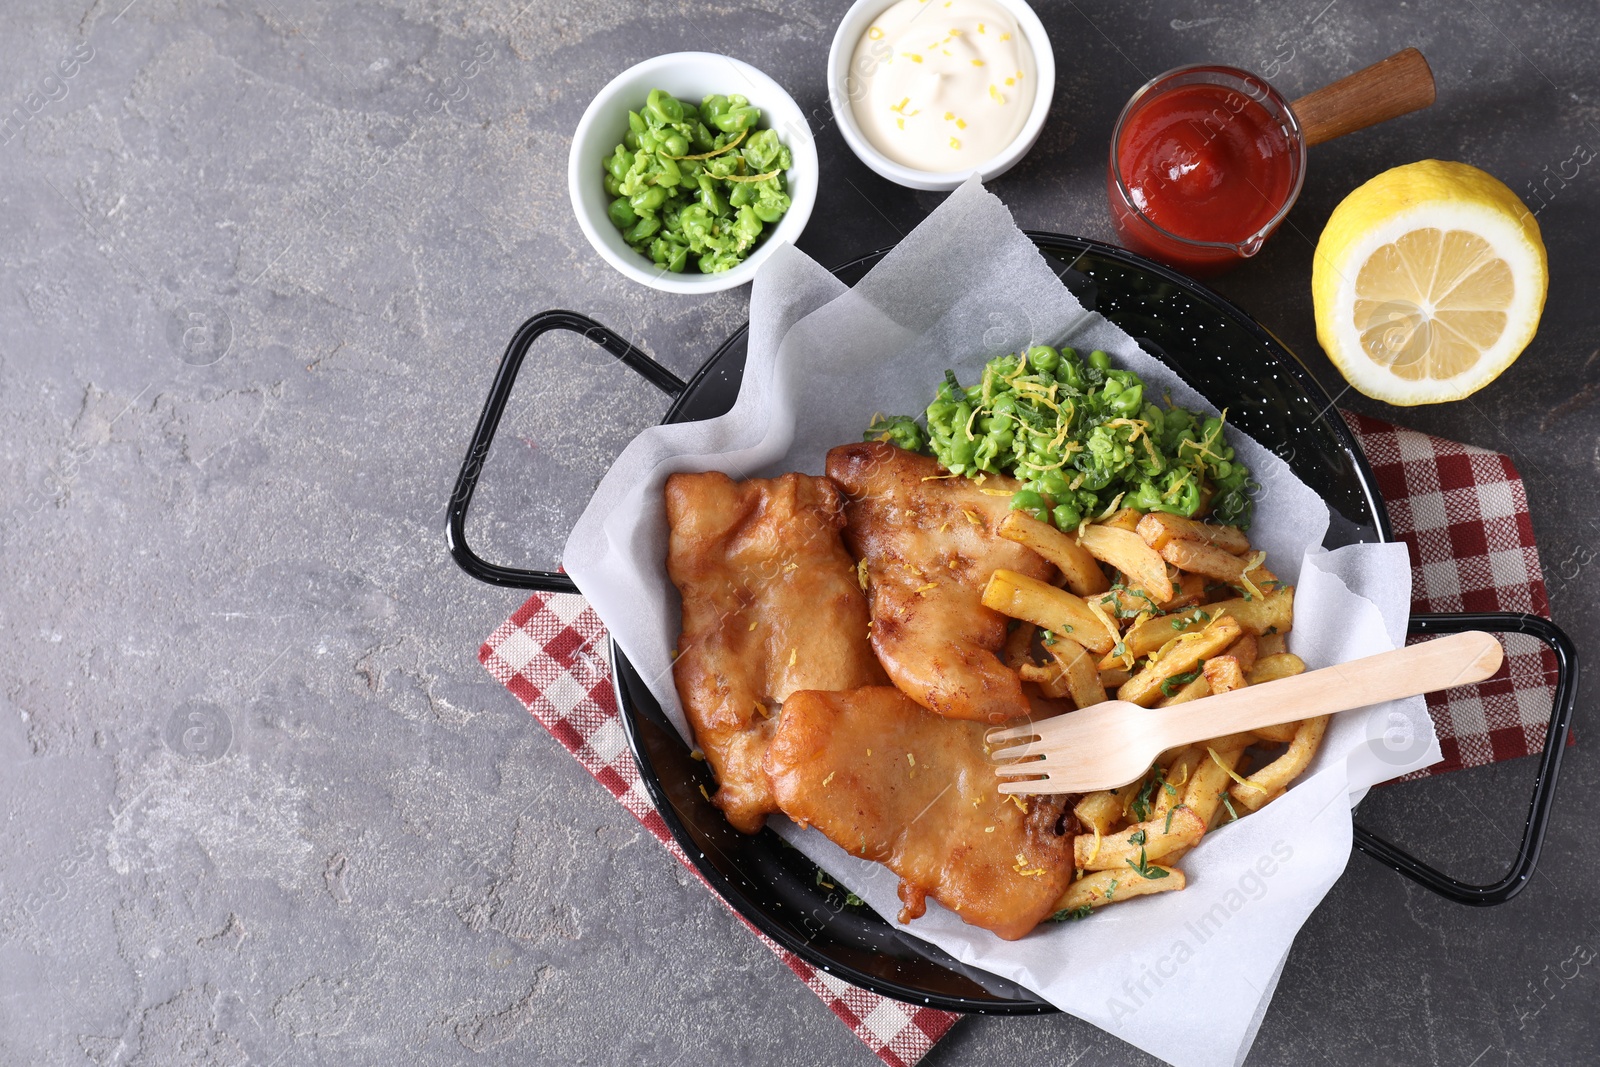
left=848, top=0, right=1036, bottom=172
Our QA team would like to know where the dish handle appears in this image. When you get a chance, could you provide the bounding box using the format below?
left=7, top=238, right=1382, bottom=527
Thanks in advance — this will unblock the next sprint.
left=1353, top=611, right=1580, bottom=906
left=446, top=310, right=686, bottom=591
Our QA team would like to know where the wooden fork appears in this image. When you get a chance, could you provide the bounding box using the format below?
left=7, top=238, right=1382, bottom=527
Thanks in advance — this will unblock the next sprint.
left=987, top=630, right=1504, bottom=795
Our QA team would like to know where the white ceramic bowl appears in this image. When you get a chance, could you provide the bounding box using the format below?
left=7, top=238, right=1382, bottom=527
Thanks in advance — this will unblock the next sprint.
left=827, top=0, right=1054, bottom=191
left=568, top=52, right=819, bottom=294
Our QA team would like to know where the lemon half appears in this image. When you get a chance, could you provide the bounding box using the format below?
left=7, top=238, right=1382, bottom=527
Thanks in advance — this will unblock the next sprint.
left=1312, top=160, right=1547, bottom=406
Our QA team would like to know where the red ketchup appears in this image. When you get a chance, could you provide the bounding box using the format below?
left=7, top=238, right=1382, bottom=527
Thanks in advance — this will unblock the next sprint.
left=1107, top=69, right=1305, bottom=276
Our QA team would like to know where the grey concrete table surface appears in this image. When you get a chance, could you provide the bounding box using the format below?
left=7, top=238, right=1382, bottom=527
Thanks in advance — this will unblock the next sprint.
left=1, top=1, right=1596, bottom=1064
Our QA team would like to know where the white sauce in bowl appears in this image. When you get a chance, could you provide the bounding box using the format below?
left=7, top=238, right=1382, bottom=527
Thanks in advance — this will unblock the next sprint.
left=847, top=0, right=1038, bottom=172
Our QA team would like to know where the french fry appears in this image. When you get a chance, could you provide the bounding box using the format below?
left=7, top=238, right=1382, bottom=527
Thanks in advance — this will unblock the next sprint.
left=1252, top=721, right=1301, bottom=743
left=1229, top=715, right=1330, bottom=813
left=1160, top=538, right=1254, bottom=582
left=1099, top=667, right=1132, bottom=690
left=1117, top=615, right=1243, bottom=707
left=1074, top=807, right=1205, bottom=870
left=1248, top=652, right=1307, bottom=685
left=1156, top=673, right=1211, bottom=706
left=1018, top=662, right=1072, bottom=700
left=982, top=570, right=1117, bottom=654
left=1073, top=791, right=1123, bottom=836
left=1101, top=605, right=1212, bottom=666
left=1196, top=590, right=1295, bottom=638
left=1162, top=571, right=1208, bottom=609
left=1152, top=749, right=1202, bottom=821
left=997, top=512, right=1111, bottom=597
left=1223, top=632, right=1259, bottom=674
left=1257, top=632, right=1288, bottom=658
left=1101, top=594, right=1285, bottom=672
left=1182, top=742, right=1248, bottom=827
left=1052, top=865, right=1185, bottom=913
left=1203, top=655, right=1248, bottom=694
left=1047, top=639, right=1108, bottom=708
left=1003, top=622, right=1036, bottom=670
left=1098, top=585, right=1168, bottom=619
left=1099, top=507, right=1144, bottom=533
left=1078, top=524, right=1174, bottom=602
left=1136, top=512, right=1252, bottom=555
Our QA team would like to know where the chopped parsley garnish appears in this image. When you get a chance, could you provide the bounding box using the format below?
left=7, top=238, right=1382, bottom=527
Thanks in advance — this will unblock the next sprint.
left=1129, top=772, right=1161, bottom=822
left=1163, top=804, right=1180, bottom=833
left=1125, top=848, right=1170, bottom=880
left=1052, top=904, right=1094, bottom=922
left=1222, top=794, right=1240, bottom=822
left=1160, top=669, right=1202, bottom=696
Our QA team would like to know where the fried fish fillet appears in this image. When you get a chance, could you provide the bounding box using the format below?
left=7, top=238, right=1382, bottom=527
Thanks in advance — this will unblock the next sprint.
left=666, top=471, right=886, bottom=833
left=766, top=686, right=1076, bottom=940
left=825, top=442, right=1054, bottom=724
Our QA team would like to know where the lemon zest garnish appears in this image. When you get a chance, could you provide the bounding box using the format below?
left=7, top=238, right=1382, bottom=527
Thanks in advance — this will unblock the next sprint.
left=985, top=825, right=995, bottom=832
left=690, top=749, right=705, bottom=761
left=916, top=582, right=937, bottom=594
left=907, top=753, right=916, bottom=767
left=1208, top=746, right=1267, bottom=793
left=822, top=771, right=835, bottom=787
left=1086, top=823, right=1103, bottom=866
left=1085, top=598, right=1125, bottom=662
left=961, top=508, right=983, bottom=526
left=1149, top=629, right=1207, bottom=668
left=748, top=621, right=757, bottom=631
left=699, top=784, right=712, bottom=801
left=663, top=128, right=746, bottom=161
left=788, top=648, right=797, bottom=667
left=1162, top=469, right=1194, bottom=502
left=1238, top=551, right=1268, bottom=601
left=1093, top=493, right=1127, bottom=522
left=978, top=487, right=1012, bottom=496
left=868, top=26, right=884, bottom=39
left=1008, top=793, right=1029, bottom=813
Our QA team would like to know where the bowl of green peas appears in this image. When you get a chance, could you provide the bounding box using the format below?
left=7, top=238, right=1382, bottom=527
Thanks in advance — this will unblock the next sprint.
left=569, top=52, right=818, bottom=294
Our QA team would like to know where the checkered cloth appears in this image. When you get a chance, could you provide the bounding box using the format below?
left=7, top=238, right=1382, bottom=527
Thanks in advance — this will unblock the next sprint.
left=1342, top=412, right=1562, bottom=777
left=478, top=413, right=1560, bottom=1064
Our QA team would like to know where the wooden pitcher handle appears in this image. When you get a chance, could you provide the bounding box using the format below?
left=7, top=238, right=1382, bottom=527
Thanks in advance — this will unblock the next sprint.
left=1289, top=47, right=1436, bottom=148
left=1147, top=630, right=1503, bottom=752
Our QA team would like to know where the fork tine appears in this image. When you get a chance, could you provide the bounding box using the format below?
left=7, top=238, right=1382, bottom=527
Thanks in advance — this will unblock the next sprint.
left=990, top=741, right=1046, bottom=762
left=999, top=777, right=1070, bottom=795
left=985, top=723, right=1041, bottom=745
left=994, top=760, right=1049, bottom=778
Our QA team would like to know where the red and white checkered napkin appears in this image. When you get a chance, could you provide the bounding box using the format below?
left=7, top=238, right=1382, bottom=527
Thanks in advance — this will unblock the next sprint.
left=478, top=593, right=959, bottom=1066
left=478, top=412, right=1560, bottom=1063
left=1341, top=411, right=1561, bottom=777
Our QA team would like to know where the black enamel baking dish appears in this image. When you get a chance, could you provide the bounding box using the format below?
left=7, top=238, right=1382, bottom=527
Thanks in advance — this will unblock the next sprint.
left=447, top=232, right=1579, bottom=1013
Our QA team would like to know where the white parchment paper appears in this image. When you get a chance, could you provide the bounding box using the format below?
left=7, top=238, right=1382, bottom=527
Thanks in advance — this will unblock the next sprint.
left=564, top=178, right=1441, bottom=1067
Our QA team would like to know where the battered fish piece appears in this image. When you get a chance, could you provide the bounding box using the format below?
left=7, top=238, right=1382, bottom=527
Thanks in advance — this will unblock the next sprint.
left=826, top=442, right=1054, bottom=724
left=766, top=686, right=1076, bottom=941
left=666, top=471, right=886, bottom=834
